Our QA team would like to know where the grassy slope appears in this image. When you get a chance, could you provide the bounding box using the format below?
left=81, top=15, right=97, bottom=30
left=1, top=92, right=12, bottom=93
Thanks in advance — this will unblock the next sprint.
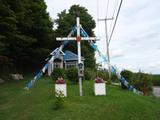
left=0, top=77, right=160, bottom=120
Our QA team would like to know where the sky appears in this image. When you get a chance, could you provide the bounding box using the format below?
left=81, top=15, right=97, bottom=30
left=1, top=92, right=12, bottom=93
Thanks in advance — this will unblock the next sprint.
left=44, top=0, right=160, bottom=74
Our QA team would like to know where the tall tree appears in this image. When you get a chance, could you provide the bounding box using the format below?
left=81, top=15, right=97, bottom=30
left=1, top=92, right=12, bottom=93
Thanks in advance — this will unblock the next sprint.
left=55, top=5, right=96, bottom=69
left=0, top=0, right=17, bottom=55
left=0, top=0, right=55, bottom=72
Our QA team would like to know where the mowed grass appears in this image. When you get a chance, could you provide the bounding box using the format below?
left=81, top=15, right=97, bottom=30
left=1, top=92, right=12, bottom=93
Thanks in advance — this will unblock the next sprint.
left=0, top=77, right=160, bottom=120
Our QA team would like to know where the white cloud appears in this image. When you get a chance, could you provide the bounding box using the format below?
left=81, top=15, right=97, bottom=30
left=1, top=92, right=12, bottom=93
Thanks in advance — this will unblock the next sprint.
left=110, top=49, right=124, bottom=58
left=149, top=62, right=160, bottom=68
left=44, top=0, right=160, bottom=74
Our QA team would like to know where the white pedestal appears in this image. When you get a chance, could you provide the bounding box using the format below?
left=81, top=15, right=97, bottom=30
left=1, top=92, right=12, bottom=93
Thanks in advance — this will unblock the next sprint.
left=153, top=86, right=160, bottom=97
left=94, top=83, right=106, bottom=96
left=55, top=84, right=67, bottom=97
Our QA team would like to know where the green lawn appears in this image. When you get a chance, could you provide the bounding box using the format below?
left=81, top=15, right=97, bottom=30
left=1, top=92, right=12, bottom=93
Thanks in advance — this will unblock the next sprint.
left=0, top=77, right=160, bottom=120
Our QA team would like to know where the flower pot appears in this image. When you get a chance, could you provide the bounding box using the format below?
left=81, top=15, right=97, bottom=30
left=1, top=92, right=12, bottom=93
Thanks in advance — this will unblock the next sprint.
left=94, top=83, right=106, bottom=96
left=55, top=84, right=67, bottom=97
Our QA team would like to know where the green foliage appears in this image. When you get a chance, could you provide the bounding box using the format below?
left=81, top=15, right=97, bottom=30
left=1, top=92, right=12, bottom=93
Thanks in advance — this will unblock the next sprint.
left=54, top=90, right=65, bottom=110
left=120, top=70, right=153, bottom=93
left=111, top=73, right=118, bottom=83
left=120, top=70, right=133, bottom=89
left=51, top=68, right=65, bottom=81
left=97, top=69, right=109, bottom=82
left=66, top=68, right=78, bottom=84
left=153, top=79, right=160, bottom=86
left=0, top=2, right=97, bottom=77
left=84, top=68, right=96, bottom=80
left=152, top=75, right=160, bottom=86
left=0, top=0, right=55, bottom=73
left=133, top=71, right=153, bottom=92
left=121, top=70, right=133, bottom=84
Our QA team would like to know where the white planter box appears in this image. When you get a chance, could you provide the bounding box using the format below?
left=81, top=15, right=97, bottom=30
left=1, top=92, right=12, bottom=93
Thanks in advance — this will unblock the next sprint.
left=55, top=84, right=67, bottom=97
left=153, top=86, right=160, bottom=97
left=94, top=83, right=106, bottom=96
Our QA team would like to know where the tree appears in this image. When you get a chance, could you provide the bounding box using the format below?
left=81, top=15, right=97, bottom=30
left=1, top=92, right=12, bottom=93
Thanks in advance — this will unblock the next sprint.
left=133, top=71, right=152, bottom=95
left=0, top=0, right=55, bottom=73
left=121, top=69, right=133, bottom=84
left=0, top=0, right=17, bottom=55
left=55, top=5, right=96, bottom=69
left=0, top=0, right=18, bottom=76
left=14, top=0, right=54, bottom=71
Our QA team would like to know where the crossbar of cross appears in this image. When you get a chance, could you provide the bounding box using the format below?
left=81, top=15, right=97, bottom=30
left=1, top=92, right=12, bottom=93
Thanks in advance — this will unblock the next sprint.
left=56, top=17, right=97, bottom=96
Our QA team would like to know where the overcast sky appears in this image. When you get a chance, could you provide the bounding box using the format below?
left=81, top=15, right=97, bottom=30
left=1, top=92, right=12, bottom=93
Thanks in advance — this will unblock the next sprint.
left=44, top=0, right=160, bottom=74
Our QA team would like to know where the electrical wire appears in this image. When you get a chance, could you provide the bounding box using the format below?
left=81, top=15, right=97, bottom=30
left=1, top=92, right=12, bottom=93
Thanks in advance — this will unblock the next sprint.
left=106, top=0, right=110, bottom=19
left=108, top=0, right=123, bottom=44
left=109, top=0, right=119, bottom=34
left=97, top=0, right=100, bottom=36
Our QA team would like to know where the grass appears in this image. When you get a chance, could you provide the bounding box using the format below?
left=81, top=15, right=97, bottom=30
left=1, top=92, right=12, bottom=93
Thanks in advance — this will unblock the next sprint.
left=0, top=77, right=160, bottom=120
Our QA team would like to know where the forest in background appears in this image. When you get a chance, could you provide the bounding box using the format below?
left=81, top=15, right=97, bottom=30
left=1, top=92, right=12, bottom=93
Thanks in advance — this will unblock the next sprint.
left=0, top=0, right=95, bottom=78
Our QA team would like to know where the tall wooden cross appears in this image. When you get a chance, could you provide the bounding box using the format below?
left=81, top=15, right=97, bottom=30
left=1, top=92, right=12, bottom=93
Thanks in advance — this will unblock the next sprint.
left=56, top=16, right=97, bottom=96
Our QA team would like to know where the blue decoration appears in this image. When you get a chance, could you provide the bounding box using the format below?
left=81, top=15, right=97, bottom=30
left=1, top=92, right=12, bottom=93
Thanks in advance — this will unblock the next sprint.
left=111, top=66, right=116, bottom=74
left=25, top=23, right=143, bottom=95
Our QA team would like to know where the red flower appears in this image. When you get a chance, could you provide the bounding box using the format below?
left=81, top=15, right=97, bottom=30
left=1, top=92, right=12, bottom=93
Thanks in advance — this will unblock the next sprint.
left=95, top=78, right=104, bottom=83
left=56, top=78, right=65, bottom=84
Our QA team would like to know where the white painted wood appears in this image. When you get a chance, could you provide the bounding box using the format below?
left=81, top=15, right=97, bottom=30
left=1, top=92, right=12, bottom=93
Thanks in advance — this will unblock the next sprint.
left=48, top=61, right=52, bottom=76
left=94, top=83, right=106, bottom=95
left=153, top=86, right=160, bottom=97
left=56, top=37, right=76, bottom=41
left=55, top=84, right=67, bottom=97
left=56, top=37, right=98, bottom=41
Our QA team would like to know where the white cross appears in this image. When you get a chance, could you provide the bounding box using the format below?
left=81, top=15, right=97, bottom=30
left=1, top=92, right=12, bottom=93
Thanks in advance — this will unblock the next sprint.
left=56, top=16, right=97, bottom=96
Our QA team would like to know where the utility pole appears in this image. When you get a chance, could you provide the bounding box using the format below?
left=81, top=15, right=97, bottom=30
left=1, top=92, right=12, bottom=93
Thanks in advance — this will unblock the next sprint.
left=98, top=17, right=113, bottom=81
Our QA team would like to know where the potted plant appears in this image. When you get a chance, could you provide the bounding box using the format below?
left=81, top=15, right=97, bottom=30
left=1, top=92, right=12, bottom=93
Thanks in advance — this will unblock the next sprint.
left=55, top=77, right=67, bottom=97
left=94, top=77, right=106, bottom=95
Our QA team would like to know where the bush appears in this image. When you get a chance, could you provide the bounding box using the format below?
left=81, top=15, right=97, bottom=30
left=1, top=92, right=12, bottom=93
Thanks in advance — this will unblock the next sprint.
left=84, top=68, right=96, bottom=80
left=152, top=75, right=160, bottom=86
left=153, top=79, right=160, bottom=86
left=132, top=72, right=153, bottom=95
left=66, top=68, right=78, bottom=84
left=120, top=70, right=133, bottom=89
left=54, top=91, right=65, bottom=110
left=121, top=70, right=133, bottom=84
left=111, top=73, right=118, bottom=83
left=51, top=68, right=65, bottom=82
left=97, top=69, right=108, bottom=81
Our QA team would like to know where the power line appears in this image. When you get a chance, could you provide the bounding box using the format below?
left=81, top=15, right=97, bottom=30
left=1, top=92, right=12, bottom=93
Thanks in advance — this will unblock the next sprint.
left=112, top=0, right=119, bottom=17
left=109, top=0, right=119, bottom=33
left=106, top=0, right=110, bottom=19
left=97, top=0, right=100, bottom=36
left=108, top=0, right=123, bottom=44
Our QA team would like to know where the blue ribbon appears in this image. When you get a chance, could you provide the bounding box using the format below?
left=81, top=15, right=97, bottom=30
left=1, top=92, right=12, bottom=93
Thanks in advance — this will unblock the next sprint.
left=80, top=27, right=89, bottom=37
left=111, top=66, right=116, bottom=74
left=44, top=63, right=48, bottom=70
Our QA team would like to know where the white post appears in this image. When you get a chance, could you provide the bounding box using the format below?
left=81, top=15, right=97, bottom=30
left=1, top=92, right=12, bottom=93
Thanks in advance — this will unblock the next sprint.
left=77, top=17, right=81, bottom=63
left=104, top=20, right=111, bottom=81
left=48, top=56, right=54, bottom=76
left=98, top=18, right=113, bottom=81
left=48, top=60, right=51, bottom=76
left=77, top=17, right=83, bottom=96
